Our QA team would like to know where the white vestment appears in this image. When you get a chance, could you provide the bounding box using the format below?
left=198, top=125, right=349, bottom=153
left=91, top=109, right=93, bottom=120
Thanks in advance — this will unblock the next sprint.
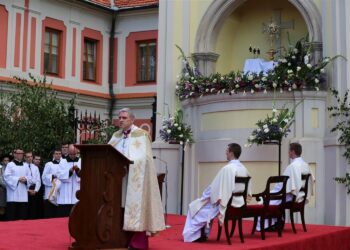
left=56, top=157, right=81, bottom=205
left=24, top=163, right=41, bottom=193
left=257, top=157, right=315, bottom=230
left=108, top=125, right=165, bottom=233
left=4, top=161, right=32, bottom=202
left=183, top=159, right=251, bottom=242
left=42, top=161, right=60, bottom=200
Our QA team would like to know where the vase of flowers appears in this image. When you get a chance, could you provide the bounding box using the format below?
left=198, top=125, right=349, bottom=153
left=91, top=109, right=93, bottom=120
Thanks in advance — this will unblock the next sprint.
left=246, top=102, right=299, bottom=147
left=159, top=109, right=194, bottom=145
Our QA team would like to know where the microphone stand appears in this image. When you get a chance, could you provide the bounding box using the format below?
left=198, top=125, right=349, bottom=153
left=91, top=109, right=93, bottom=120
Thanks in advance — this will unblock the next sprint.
left=154, top=156, right=171, bottom=228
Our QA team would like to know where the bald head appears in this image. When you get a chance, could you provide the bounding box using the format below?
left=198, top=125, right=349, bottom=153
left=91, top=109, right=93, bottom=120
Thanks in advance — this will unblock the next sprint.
left=68, top=144, right=78, bottom=159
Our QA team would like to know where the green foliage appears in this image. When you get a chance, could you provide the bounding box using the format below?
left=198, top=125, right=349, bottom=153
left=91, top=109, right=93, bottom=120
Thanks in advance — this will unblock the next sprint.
left=0, top=75, right=75, bottom=161
left=328, top=88, right=350, bottom=193
left=84, top=120, right=118, bottom=144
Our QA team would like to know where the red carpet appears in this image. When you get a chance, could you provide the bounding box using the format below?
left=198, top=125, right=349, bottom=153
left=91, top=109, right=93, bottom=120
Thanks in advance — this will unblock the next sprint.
left=1, top=215, right=350, bottom=250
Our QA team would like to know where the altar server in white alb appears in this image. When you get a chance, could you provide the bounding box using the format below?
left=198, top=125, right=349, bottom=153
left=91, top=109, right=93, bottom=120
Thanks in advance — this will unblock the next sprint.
left=42, top=148, right=62, bottom=218
left=257, top=142, right=315, bottom=230
left=23, top=151, right=42, bottom=219
left=183, top=143, right=251, bottom=243
left=108, top=108, right=165, bottom=250
left=56, top=145, right=81, bottom=217
left=4, top=149, right=32, bottom=220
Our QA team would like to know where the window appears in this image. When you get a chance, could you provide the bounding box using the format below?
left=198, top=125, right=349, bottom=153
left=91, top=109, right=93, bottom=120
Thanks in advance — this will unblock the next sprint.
left=44, top=29, right=60, bottom=75
left=137, top=40, right=156, bottom=82
left=83, top=39, right=97, bottom=81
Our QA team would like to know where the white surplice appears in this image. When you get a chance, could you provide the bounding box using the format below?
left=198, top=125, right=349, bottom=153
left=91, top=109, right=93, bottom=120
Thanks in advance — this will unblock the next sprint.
left=24, top=163, right=41, bottom=193
left=42, top=161, right=60, bottom=200
left=257, top=157, right=315, bottom=230
left=4, top=161, right=32, bottom=202
left=183, top=159, right=251, bottom=242
left=56, top=158, right=81, bottom=205
left=108, top=125, right=165, bottom=233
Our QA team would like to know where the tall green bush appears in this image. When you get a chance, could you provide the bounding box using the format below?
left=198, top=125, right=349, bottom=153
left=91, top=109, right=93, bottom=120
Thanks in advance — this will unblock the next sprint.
left=0, top=75, right=75, bottom=161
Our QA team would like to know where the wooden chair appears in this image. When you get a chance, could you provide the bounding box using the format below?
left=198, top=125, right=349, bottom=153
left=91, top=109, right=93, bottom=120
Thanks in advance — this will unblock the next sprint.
left=157, top=173, right=165, bottom=200
left=283, top=173, right=311, bottom=233
left=244, top=175, right=289, bottom=240
left=216, top=176, right=251, bottom=245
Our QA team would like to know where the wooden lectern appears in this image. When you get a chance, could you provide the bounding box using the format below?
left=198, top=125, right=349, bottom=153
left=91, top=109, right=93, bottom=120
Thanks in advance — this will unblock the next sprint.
left=69, top=144, right=133, bottom=250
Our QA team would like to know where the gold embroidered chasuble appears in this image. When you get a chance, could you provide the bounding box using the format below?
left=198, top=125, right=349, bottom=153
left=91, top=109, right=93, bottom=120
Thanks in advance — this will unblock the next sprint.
left=108, top=126, right=165, bottom=233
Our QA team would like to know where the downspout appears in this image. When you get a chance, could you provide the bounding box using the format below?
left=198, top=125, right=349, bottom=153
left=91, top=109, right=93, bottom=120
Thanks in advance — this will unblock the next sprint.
left=108, top=10, right=117, bottom=121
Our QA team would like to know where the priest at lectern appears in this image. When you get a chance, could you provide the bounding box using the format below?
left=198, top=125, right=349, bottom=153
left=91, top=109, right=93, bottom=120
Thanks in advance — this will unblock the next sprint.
left=108, top=108, right=165, bottom=250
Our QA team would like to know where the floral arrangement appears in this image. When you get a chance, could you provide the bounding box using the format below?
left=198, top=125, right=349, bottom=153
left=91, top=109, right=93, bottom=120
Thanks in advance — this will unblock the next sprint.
left=175, top=38, right=341, bottom=100
left=159, top=109, right=194, bottom=145
left=246, top=102, right=298, bottom=147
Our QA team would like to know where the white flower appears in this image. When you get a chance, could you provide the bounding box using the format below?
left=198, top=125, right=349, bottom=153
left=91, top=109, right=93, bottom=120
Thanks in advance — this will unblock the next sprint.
left=193, top=80, right=197, bottom=83
left=263, top=124, right=268, bottom=129
left=257, top=128, right=261, bottom=132
left=304, top=55, right=309, bottom=64
left=221, top=89, right=225, bottom=93
left=284, top=118, right=289, bottom=123
left=264, top=128, right=270, bottom=133
left=242, top=90, right=246, bottom=96
left=166, top=129, right=171, bottom=133
left=189, top=92, right=194, bottom=96
left=296, top=66, right=301, bottom=71
left=293, top=48, right=298, bottom=54
left=292, top=83, right=297, bottom=89
left=213, top=78, right=217, bottom=83
left=220, top=76, right=224, bottom=80
left=291, top=56, right=296, bottom=60
left=314, top=78, right=319, bottom=84
left=180, top=141, right=184, bottom=145
left=272, top=82, right=277, bottom=88
left=191, top=77, right=194, bottom=80
left=205, top=88, right=209, bottom=92
left=320, top=68, right=325, bottom=73
left=179, top=134, right=183, bottom=138
left=251, top=89, right=255, bottom=94
left=235, top=84, right=240, bottom=88
left=177, top=126, right=182, bottom=131
left=249, top=135, right=255, bottom=140
left=262, top=77, right=267, bottom=82
left=324, top=58, right=330, bottom=63
left=272, top=108, right=277, bottom=113
left=307, top=64, right=312, bottom=69
left=281, top=58, right=287, bottom=63
left=255, top=84, right=260, bottom=88
left=174, top=123, right=178, bottom=127
left=211, top=88, right=216, bottom=93
left=272, top=118, right=277, bottom=123
left=264, top=89, right=267, bottom=94
left=288, top=63, right=291, bottom=66
left=248, top=74, right=253, bottom=81
left=288, top=87, right=292, bottom=91
left=176, top=74, right=180, bottom=79
left=287, top=69, right=293, bottom=74
left=230, top=90, right=235, bottom=94
left=315, top=86, right=319, bottom=91
left=175, top=85, right=179, bottom=90
left=280, top=89, right=283, bottom=93
left=185, top=73, right=189, bottom=77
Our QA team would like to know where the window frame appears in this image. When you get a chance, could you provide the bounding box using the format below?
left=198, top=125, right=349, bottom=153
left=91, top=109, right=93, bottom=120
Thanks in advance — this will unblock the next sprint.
left=136, top=39, right=157, bottom=83
left=83, top=38, right=97, bottom=82
left=44, top=28, right=61, bottom=76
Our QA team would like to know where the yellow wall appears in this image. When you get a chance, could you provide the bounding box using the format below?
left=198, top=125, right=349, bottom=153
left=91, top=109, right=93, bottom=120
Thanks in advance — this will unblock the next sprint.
left=215, top=0, right=308, bottom=73
left=201, top=109, right=273, bottom=131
